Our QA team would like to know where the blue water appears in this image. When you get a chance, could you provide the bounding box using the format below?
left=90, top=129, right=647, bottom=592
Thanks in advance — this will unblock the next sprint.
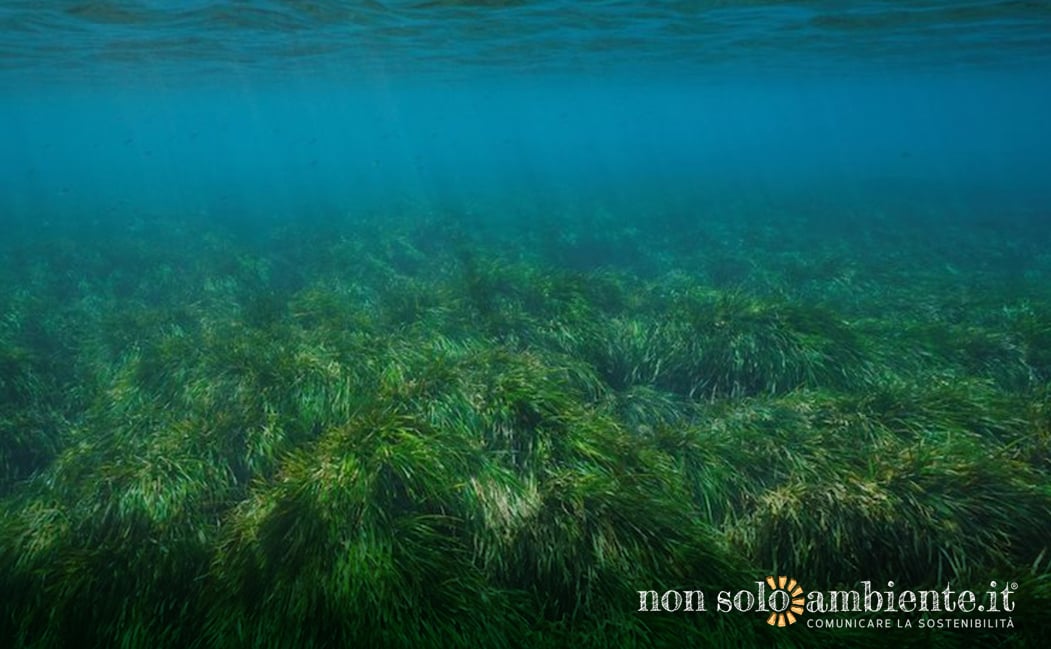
left=2, top=1, right=1050, bottom=227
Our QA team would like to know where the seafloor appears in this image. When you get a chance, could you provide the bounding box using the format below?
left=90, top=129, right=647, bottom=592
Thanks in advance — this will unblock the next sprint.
left=0, top=203, right=1048, bottom=648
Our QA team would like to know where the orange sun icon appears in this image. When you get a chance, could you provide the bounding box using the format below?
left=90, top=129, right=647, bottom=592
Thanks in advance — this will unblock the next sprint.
left=765, top=576, right=805, bottom=627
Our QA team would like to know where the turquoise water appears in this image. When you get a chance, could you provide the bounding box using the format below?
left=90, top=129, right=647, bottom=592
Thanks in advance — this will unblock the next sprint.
left=2, top=1, right=1050, bottom=224
left=3, top=3, right=1051, bottom=648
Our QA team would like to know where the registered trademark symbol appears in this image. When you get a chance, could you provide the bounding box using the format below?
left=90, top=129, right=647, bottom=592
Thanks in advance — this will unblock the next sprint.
left=1011, top=582, right=1018, bottom=590
left=978, top=605, right=985, bottom=611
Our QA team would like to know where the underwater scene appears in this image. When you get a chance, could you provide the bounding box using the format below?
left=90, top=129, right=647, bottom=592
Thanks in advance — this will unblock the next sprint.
left=2, top=1, right=1051, bottom=647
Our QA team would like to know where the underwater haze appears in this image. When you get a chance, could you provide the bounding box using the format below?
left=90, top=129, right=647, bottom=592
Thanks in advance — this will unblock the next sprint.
left=2, top=1, right=1051, bottom=223
left=2, top=2, right=1051, bottom=648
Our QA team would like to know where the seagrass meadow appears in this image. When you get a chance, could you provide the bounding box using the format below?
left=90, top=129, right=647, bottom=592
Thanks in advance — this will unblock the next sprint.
left=3, top=2, right=1051, bottom=646
left=1, top=204, right=1049, bottom=648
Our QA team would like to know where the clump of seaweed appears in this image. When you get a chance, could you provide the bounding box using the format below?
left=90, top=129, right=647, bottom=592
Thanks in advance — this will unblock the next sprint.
left=198, top=336, right=747, bottom=646
left=580, top=288, right=870, bottom=399
left=711, top=386, right=1051, bottom=587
